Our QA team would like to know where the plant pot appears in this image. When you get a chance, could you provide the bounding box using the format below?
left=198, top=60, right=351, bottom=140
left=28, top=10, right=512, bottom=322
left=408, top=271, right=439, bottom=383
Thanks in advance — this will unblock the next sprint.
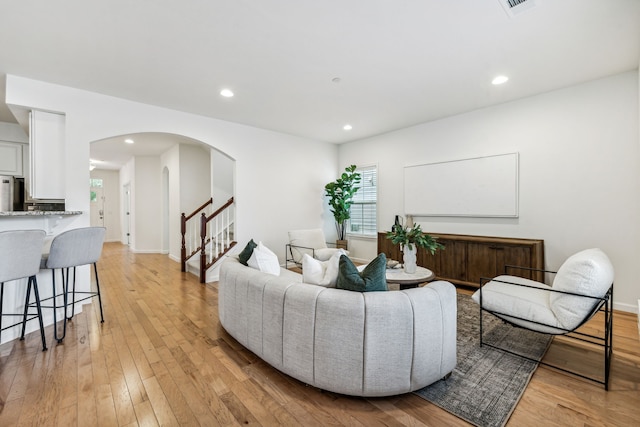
left=402, top=244, right=417, bottom=274
left=336, top=239, right=348, bottom=250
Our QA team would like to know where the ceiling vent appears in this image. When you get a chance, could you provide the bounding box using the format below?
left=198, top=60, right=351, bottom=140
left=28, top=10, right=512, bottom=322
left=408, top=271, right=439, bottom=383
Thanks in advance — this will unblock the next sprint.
left=498, top=0, right=537, bottom=18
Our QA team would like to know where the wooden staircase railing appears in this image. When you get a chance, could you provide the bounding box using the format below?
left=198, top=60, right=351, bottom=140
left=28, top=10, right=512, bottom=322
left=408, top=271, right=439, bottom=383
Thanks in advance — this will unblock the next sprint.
left=199, top=197, right=236, bottom=283
left=181, top=198, right=213, bottom=272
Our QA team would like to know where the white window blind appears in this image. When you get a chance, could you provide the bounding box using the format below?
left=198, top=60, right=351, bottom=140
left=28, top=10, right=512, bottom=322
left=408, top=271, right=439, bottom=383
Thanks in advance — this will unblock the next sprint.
left=349, top=165, right=377, bottom=236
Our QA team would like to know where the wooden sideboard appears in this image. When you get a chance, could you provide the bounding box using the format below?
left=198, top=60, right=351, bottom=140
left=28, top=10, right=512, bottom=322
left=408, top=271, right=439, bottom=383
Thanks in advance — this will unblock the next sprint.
left=377, top=232, right=544, bottom=288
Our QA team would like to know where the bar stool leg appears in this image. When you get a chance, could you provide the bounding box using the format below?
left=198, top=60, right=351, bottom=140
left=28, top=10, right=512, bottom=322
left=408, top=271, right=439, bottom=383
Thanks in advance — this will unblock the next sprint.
left=20, top=277, right=32, bottom=340
left=32, top=278, right=47, bottom=351
left=94, top=263, right=105, bottom=323
left=20, top=276, right=47, bottom=351
left=0, top=282, right=4, bottom=341
left=52, top=268, right=70, bottom=343
left=52, top=269, right=59, bottom=342
left=63, top=265, right=103, bottom=324
left=66, top=266, right=77, bottom=321
left=60, top=267, right=70, bottom=341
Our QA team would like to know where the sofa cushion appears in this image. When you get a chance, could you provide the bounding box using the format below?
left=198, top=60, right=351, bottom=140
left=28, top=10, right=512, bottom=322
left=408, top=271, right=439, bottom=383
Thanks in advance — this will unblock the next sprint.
left=471, top=275, right=565, bottom=334
left=550, top=248, right=614, bottom=330
left=302, top=249, right=346, bottom=287
left=247, top=242, right=280, bottom=276
left=238, top=239, right=257, bottom=266
left=337, top=253, right=388, bottom=292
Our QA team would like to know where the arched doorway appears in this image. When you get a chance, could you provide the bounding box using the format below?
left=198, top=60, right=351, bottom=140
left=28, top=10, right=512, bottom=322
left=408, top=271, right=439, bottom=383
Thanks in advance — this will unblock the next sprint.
left=89, top=132, right=235, bottom=261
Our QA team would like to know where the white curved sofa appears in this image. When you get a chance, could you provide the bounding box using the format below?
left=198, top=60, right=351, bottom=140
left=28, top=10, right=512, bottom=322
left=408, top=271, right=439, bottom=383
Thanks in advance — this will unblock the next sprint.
left=218, top=256, right=457, bottom=397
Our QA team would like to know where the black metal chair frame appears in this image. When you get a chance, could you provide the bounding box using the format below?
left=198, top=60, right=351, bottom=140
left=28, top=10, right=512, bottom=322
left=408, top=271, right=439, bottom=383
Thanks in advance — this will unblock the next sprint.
left=285, top=243, right=317, bottom=269
left=37, top=261, right=104, bottom=343
left=285, top=241, right=343, bottom=269
left=1, top=275, right=47, bottom=351
left=479, top=265, right=613, bottom=390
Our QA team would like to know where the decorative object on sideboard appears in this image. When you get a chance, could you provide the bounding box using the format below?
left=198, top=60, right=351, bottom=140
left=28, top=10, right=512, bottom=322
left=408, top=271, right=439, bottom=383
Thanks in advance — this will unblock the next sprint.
left=391, top=215, right=403, bottom=232
left=386, top=223, right=444, bottom=274
left=324, top=164, right=361, bottom=248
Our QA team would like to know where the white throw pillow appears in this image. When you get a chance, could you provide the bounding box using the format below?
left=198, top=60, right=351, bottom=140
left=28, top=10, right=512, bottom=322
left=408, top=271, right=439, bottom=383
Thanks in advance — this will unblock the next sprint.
left=549, top=248, right=614, bottom=330
left=302, top=254, right=326, bottom=284
left=323, top=250, right=346, bottom=286
left=302, top=249, right=346, bottom=287
left=247, top=242, right=281, bottom=276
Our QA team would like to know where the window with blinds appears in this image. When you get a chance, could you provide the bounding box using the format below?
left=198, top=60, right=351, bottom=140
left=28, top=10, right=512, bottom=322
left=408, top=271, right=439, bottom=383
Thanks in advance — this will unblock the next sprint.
left=349, top=165, right=377, bottom=236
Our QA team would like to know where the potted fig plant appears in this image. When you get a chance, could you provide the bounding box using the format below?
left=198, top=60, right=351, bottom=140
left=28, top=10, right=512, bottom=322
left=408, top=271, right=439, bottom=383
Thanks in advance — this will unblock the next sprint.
left=386, top=223, right=444, bottom=273
left=324, top=165, right=361, bottom=249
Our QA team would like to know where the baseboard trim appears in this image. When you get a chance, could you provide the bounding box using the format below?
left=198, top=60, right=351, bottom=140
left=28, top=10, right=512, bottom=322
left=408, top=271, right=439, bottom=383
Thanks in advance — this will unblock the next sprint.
left=129, top=248, right=162, bottom=254
left=614, top=301, right=638, bottom=314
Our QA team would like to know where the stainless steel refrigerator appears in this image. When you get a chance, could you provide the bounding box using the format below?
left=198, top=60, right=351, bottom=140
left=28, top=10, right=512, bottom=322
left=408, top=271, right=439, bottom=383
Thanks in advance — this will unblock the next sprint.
left=0, top=175, right=25, bottom=211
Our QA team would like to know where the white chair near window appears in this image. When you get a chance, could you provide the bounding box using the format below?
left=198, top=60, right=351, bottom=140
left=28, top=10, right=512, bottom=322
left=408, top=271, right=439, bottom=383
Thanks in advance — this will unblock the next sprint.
left=285, top=228, right=348, bottom=269
left=472, top=248, right=614, bottom=389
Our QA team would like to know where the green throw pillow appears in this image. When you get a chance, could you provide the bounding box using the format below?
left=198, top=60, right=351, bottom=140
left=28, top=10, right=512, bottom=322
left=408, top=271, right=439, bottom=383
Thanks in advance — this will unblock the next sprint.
left=238, top=239, right=257, bottom=266
left=337, top=253, right=388, bottom=292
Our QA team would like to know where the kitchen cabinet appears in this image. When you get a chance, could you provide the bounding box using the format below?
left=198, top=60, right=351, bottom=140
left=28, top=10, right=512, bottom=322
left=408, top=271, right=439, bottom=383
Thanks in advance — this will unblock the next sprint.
left=29, top=110, right=65, bottom=199
left=378, top=232, right=544, bottom=288
left=0, top=141, right=24, bottom=176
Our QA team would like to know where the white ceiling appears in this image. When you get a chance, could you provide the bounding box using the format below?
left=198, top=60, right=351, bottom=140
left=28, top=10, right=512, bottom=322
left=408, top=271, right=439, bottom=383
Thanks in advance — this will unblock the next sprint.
left=1, top=0, right=639, bottom=167
left=90, top=133, right=202, bottom=170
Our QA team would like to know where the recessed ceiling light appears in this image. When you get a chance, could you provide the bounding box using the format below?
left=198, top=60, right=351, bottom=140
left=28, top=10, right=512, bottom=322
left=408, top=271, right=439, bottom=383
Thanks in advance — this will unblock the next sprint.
left=124, top=138, right=134, bottom=144
left=492, top=75, right=509, bottom=85
left=220, top=89, right=234, bottom=98
left=343, top=124, right=353, bottom=131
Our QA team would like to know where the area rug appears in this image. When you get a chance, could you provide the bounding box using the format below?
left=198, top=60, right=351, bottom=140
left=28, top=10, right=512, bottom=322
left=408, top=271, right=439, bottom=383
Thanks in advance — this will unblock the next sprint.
left=414, top=293, right=553, bottom=427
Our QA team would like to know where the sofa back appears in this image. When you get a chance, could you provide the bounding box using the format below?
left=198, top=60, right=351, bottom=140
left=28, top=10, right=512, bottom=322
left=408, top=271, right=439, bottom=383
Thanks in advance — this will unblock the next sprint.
left=219, top=256, right=457, bottom=396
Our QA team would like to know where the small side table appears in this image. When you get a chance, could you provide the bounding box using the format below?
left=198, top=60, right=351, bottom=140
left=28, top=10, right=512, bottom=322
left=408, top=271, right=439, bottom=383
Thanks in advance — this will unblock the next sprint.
left=385, top=266, right=436, bottom=290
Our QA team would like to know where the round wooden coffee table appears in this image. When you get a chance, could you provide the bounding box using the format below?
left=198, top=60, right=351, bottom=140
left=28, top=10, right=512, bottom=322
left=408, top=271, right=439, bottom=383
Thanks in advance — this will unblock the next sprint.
left=385, top=266, right=436, bottom=290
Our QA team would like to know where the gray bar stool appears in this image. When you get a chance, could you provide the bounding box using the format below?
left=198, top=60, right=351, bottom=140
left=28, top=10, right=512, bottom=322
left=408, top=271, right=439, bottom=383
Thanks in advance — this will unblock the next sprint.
left=0, top=229, right=47, bottom=351
left=41, top=226, right=106, bottom=343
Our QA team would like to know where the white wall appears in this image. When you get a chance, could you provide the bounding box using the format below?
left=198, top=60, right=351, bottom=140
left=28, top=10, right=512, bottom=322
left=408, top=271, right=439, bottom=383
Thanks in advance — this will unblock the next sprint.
left=160, top=142, right=214, bottom=262
left=160, top=145, right=181, bottom=260
left=134, top=156, right=162, bottom=252
left=5, top=75, right=338, bottom=263
left=180, top=144, right=211, bottom=213
left=211, top=148, right=234, bottom=210
left=0, top=122, right=28, bottom=143
left=339, top=71, right=640, bottom=313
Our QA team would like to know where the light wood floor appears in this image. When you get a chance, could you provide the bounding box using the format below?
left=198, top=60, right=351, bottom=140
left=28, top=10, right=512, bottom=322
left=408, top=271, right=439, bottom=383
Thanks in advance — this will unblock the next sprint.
left=1, top=242, right=639, bottom=426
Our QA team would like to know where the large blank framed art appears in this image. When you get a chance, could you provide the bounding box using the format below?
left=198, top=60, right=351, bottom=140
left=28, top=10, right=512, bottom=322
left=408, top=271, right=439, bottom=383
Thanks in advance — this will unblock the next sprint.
left=403, top=152, right=519, bottom=218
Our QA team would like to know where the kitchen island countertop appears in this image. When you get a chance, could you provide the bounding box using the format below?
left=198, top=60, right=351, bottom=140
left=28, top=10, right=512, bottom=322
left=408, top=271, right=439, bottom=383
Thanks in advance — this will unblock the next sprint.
left=0, top=211, right=82, bottom=216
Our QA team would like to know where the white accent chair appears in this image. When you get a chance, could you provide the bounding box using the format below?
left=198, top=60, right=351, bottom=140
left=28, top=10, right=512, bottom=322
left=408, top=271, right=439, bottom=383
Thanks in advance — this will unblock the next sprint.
left=472, top=248, right=614, bottom=389
left=285, top=228, right=348, bottom=268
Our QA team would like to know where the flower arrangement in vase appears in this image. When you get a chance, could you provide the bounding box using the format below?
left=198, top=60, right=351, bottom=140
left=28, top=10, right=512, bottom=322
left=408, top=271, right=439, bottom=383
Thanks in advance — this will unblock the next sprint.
left=386, top=223, right=444, bottom=273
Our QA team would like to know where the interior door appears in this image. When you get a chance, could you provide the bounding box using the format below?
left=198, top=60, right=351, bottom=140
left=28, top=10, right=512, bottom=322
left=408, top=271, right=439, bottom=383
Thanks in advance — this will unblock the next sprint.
left=123, top=183, right=131, bottom=246
left=90, top=186, right=105, bottom=227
